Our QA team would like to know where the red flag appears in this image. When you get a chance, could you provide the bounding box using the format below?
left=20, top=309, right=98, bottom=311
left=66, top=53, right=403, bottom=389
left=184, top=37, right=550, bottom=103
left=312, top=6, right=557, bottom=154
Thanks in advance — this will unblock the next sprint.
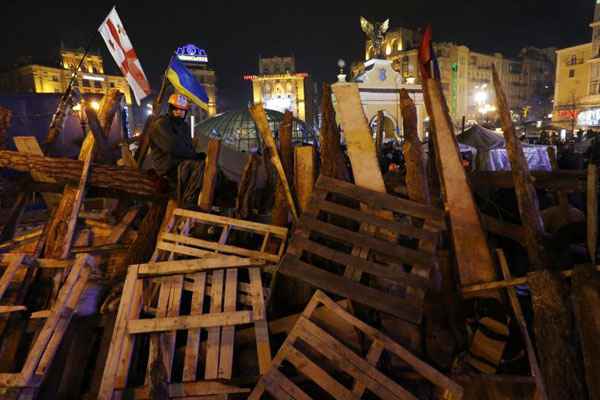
left=98, top=7, right=151, bottom=105
left=418, top=25, right=440, bottom=81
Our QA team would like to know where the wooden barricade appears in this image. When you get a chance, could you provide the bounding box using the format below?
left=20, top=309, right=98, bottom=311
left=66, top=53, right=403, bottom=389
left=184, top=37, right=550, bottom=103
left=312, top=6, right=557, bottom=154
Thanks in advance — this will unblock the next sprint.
left=248, top=290, right=464, bottom=400
left=97, top=256, right=272, bottom=399
left=278, top=175, right=446, bottom=323
left=0, top=254, right=95, bottom=398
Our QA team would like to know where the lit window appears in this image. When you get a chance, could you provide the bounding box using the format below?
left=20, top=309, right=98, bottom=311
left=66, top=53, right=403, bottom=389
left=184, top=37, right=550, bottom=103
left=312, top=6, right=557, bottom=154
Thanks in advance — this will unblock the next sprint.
left=397, top=40, right=402, bottom=51
left=386, top=43, right=392, bottom=56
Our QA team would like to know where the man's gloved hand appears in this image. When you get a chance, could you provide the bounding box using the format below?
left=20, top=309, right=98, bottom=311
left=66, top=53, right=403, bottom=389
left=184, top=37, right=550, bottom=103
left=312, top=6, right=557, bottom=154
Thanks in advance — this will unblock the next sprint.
left=195, top=152, right=207, bottom=162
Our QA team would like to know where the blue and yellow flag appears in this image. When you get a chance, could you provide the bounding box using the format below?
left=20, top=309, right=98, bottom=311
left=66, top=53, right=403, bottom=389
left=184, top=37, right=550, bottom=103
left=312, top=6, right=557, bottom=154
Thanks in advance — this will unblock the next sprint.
left=166, top=56, right=209, bottom=111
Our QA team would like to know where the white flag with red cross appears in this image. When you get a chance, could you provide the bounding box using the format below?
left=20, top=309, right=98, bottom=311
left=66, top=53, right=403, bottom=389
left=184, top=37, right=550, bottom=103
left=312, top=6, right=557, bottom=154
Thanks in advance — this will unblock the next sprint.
left=98, top=7, right=151, bottom=105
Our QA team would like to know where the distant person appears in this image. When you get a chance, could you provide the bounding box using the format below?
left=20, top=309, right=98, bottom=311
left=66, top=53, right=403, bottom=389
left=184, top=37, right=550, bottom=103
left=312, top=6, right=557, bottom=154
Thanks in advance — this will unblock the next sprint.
left=147, top=93, right=206, bottom=207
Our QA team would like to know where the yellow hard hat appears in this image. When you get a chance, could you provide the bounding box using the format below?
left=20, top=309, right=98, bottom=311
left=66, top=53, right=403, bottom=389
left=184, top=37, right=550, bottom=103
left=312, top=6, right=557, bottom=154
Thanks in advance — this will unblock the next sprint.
left=168, top=93, right=191, bottom=110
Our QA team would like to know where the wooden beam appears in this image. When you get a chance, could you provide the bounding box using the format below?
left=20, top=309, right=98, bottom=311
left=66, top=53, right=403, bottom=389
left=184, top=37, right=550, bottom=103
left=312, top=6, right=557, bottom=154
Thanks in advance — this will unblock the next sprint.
left=319, top=83, right=348, bottom=181
left=198, top=138, right=221, bottom=211
left=235, top=154, right=260, bottom=219
left=375, top=110, right=384, bottom=161
left=424, top=78, right=498, bottom=292
left=492, top=66, right=547, bottom=268
left=249, top=104, right=298, bottom=223
left=294, top=146, right=317, bottom=214
left=136, top=256, right=265, bottom=276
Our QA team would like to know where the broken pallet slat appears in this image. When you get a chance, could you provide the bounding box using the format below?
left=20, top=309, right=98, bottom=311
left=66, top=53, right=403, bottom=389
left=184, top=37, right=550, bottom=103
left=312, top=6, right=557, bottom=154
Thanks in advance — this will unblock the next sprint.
left=248, top=290, right=463, bottom=400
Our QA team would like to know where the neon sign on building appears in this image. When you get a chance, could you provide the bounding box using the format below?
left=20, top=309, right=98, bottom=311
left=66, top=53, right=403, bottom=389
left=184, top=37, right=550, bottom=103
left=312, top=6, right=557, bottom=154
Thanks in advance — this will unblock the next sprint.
left=176, top=44, right=208, bottom=63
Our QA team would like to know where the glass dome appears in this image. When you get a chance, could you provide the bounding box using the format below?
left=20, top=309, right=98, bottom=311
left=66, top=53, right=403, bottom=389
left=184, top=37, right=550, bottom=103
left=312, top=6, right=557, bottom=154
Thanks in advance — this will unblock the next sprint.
left=194, top=108, right=314, bottom=152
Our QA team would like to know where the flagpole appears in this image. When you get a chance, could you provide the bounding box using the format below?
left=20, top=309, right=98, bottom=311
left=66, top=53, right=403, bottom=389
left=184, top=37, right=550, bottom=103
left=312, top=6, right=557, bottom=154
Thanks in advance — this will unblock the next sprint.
left=44, top=34, right=97, bottom=150
left=135, top=58, right=172, bottom=168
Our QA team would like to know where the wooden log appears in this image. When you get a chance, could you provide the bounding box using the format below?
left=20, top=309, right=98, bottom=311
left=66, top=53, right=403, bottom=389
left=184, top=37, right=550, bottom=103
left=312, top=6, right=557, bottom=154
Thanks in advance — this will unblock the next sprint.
left=423, top=78, right=498, bottom=293
left=492, top=66, right=547, bottom=268
left=528, top=270, right=586, bottom=400
left=198, top=138, right=221, bottom=211
left=0, top=150, right=160, bottom=197
left=249, top=104, right=298, bottom=222
left=588, top=162, right=598, bottom=263
left=294, top=146, right=316, bottom=214
left=272, top=111, right=294, bottom=226
left=319, top=83, right=348, bottom=181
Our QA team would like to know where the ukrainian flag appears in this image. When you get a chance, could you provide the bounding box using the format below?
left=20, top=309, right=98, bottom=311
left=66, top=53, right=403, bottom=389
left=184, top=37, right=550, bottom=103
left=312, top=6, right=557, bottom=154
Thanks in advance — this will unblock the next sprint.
left=166, top=56, right=209, bottom=111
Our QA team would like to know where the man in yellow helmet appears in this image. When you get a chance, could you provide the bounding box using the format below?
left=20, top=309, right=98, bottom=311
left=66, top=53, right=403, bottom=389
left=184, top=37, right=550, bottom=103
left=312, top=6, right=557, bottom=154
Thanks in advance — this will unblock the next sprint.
left=147, top=93, right=206, bottom=207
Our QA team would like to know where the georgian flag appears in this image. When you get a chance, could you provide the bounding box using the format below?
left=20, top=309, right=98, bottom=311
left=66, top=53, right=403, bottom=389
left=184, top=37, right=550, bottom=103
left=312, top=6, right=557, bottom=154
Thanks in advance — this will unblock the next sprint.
left=98, top=7, right=151, bottom=105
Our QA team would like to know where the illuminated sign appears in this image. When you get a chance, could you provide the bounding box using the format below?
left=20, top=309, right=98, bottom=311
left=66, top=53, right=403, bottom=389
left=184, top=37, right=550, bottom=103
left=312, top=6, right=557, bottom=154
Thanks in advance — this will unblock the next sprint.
left=243, top=73, right=308, bottom=81
left=265, top=96, right=293, bottom=113
left=577, top=108, right=600, bottom=126
left=82, top=74, right=105, bottom=82
left=176, top=44, right=208, bottom=63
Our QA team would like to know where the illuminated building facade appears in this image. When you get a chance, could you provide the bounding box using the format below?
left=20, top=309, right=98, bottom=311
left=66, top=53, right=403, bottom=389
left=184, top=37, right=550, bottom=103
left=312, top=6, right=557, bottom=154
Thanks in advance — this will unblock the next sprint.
left=366, top=27, right=554, bottom=124
left=245, top=56, right=314, bottom=128
left=175, top=44, right=217, bottom=119
left=553, top=2, right=600, bottom=129
left=0, top=46, right=132, bottom=105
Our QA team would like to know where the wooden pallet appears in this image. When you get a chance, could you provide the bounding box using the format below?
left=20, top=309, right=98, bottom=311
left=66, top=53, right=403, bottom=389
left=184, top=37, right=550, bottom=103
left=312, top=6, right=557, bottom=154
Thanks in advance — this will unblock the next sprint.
left=154, top=208, right=288, bottom=265
left=97, top=256, right=272, bottom=399
left=248, top=290, right=463, bottom=400
left=279, top=175, right=446, bottom=323
left=0, top=254, right=95, bottom=398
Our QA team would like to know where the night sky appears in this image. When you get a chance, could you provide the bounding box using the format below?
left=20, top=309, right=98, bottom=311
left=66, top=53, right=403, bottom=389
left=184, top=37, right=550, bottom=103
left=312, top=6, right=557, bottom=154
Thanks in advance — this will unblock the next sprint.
left=0, top=1, right=595, bottom=109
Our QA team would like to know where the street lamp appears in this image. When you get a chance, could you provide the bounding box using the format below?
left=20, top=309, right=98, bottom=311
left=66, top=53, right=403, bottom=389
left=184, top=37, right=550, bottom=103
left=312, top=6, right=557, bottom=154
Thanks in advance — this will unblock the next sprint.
left=474, top=84, right=495, bottom=123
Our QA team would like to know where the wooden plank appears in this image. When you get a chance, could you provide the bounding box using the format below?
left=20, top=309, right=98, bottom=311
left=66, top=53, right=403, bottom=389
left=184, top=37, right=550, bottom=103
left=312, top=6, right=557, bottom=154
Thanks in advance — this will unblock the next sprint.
left=280, top=256, right=421, bottom=323
left=102, top=207, right=140, bottom=245
left=218, top=269, right=238, bottom=379
left=137, top=256, right=265, bottom=276
left=128, top=310, right=254, bottom=334
left=272, top=111, right=294, bottom=226
left=314, top=197, right=439, bottom=241
left=262, top=368, right=313, bottom=400
left=331, top=83, right=384, bottom=192
left=0, top=255, right=25, bottom=300
left=319, top=83, right=349, bottom=181
left=173, top=208, right=288, bottom=237
left=155, top=241, right=212, bottom=259
left=294, top=146, right=317, bottom=215
left=130, top=381, right=249, bottom=399
left=97, top=265, right=141, bottom=400
left=316, top=175, right=446, bottom=225
left=285, top=343, right=359, bottom=400
left=146, top=278, right=173, bottom=386
left=249, top=103, right=298, bottom=223
left=299, top=215, right=437, bottom=266
left=0, top=306, right=27, bottom=314
left=18, top=254, right=88, bottom=383
left=13, top=136, right=58, bottom=208
left=588, top=162, right=598, bottom=264
left=424, top=78, right=497, bottom=291
left=182, top=272, right=206, bottom=382
left=249, top=267, right=271, bottom=374
left=205, top=270, right=224, bottom=380
left=493, top=66, right=547, bottom=268
left=497, top=250, right=547, bottom=400
left=160, top=232, right=281, bottom=263
left=198, top=138, right=221, bottom=211
left=290, top=236, right=430, bottom=289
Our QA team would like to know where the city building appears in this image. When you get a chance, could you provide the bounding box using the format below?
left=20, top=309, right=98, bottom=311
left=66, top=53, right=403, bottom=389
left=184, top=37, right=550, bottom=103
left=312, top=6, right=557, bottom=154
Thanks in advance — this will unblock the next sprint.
left=336, top=58, right=426, bottom=139
left=0, top=45, right=132, bottom=105
left=175, top=44, right=217, bottom=120
left=365, top=26, right=555, bottom=124
left=552, top=2, right=600, bottom=130
left=245, top=56, right=315, bottom=130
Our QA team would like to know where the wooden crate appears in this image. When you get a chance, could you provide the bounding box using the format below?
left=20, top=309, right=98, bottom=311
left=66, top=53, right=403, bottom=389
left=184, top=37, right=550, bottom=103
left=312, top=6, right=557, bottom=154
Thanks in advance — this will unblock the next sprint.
left=0, top=254, right=94, bottom=398
left=279, top=175, right=446, bottom=323
left=248, top=290, right=463, bottom=400
left=97, top=256, right=272, bottom=400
